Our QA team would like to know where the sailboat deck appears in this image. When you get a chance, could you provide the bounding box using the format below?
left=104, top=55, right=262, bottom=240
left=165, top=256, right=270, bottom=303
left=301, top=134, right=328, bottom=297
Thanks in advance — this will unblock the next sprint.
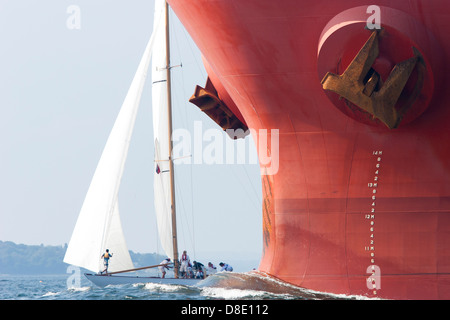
left=85, top=273, right=203, bottom=287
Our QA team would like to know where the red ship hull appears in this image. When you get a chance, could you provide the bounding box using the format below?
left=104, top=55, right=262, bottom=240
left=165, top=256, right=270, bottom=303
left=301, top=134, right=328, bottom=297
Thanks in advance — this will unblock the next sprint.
left=168, top=0, right=450, bottom=299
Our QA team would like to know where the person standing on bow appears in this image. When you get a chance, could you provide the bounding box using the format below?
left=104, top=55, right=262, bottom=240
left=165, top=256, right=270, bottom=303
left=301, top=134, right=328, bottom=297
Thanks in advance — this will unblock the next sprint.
left=100, top=249, right=112, bottom=274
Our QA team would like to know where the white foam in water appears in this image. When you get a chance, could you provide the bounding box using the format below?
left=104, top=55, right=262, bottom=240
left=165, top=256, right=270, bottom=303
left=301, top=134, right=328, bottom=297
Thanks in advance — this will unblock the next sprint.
left=201, top=287, right=264, bottom=299
left=256, top=271, right=383, bottom=300
left=207, top=271, right=383, bottom=300
left=143, top=282, right=186, bottom=292
left=67, top=286, right=91, bottom=292
left=42, top=291, right=60, bottom=297
left=200, top=287, right=294, bottom=300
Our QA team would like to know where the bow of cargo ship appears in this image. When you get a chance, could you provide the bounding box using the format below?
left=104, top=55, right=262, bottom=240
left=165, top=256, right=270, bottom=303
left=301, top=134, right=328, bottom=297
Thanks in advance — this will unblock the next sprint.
left=167, top=0, right=450, bottom=299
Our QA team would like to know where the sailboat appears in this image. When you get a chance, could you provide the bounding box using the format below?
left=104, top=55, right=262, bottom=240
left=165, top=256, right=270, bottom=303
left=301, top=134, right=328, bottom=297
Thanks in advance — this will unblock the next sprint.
left=63, top=0, right=202, bottom=288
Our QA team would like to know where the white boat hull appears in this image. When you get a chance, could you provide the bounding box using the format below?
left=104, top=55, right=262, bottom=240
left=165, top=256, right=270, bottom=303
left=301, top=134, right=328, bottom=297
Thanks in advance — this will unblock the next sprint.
left=85, top=273, right=203, bottom=287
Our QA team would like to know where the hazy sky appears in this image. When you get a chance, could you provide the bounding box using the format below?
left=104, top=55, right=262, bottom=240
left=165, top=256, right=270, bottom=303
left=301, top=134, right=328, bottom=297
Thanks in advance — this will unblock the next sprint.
left=0, top=1, right=263, bottom=269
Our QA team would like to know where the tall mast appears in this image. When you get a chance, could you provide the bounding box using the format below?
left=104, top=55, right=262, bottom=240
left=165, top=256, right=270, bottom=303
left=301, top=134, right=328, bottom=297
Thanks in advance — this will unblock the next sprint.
left=165, top=0, right=179, bottom=278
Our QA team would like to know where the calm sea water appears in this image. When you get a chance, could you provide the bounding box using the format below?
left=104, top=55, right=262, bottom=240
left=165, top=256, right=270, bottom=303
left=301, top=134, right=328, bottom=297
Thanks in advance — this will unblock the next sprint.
left=0, top=272, right=377, bottom=319
left=0, top=271, right=361, bottom=301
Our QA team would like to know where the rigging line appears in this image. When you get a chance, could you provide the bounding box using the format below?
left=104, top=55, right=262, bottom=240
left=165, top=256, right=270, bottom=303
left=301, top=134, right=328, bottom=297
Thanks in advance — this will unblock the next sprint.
left=175, top=55, right=196, bottom=257
left=167, top=10, right=190, bottom=159
left=229, top=163, right=261, bottom=212
left=177, top=173, right=194, bottom=249
left=237, top=136, right=263, bottom=211
left=169, top=6, right=204, bottom=133
left=169, top=8, right=197, bottom=261
left=174, top=173, right=196, bottom=258
left=241, top=162, right=263, bottom=207
left=179, top=17, right=207, bottom=79
left=189, top=159, right=195, bottom=259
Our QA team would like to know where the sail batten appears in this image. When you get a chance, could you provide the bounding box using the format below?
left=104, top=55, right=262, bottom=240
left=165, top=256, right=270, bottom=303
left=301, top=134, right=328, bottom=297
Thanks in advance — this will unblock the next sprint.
left=63, top=9, right=163, bottom=273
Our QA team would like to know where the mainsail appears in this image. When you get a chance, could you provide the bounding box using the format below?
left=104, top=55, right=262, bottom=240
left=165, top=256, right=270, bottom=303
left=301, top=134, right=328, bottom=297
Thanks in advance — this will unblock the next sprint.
left=63, top=9, right=163, bottom=273
left=152, top=0, right=175, bottom=261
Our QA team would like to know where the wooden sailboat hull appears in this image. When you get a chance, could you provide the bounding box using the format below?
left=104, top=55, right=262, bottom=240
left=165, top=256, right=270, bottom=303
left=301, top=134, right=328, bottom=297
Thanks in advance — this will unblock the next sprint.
left=85, top=273, right=203, bottom=288
left=65, top=1, right=198, bottom=289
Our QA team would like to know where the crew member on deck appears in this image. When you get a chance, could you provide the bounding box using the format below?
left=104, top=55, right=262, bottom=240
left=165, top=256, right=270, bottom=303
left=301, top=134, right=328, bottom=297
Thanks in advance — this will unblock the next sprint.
left=179, top=250, right=190, bottom=278
left=206, top=262, right=217, bottom=276
left=159, top=258, right=171, bottom=278
left=101, top=249, right=112, bottom=274
left=219, top=262, right=233, bottom=272
left=192, top=261, right=205, bottom=279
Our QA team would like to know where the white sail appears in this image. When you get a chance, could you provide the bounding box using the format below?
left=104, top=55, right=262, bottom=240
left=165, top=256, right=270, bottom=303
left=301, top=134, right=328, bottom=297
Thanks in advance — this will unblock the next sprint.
left=152, top=0, right=174, bottom=260
left=98, top=200, right=134, bottom=272
left=64, top=16, right=162, bottom=273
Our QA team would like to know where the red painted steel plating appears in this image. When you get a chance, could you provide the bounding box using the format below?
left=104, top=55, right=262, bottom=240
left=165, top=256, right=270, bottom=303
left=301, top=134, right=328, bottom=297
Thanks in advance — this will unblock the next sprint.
left=168, top=0, right=450, bottom=299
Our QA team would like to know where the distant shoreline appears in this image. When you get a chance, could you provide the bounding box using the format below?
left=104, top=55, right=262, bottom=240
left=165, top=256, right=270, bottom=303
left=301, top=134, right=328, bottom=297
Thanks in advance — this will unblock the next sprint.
left=0, top=240, right=165, bottom=275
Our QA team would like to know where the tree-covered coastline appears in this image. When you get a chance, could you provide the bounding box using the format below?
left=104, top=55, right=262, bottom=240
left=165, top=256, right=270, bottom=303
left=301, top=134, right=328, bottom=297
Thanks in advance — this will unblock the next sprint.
left=0, top=240, right=165, bottom=275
